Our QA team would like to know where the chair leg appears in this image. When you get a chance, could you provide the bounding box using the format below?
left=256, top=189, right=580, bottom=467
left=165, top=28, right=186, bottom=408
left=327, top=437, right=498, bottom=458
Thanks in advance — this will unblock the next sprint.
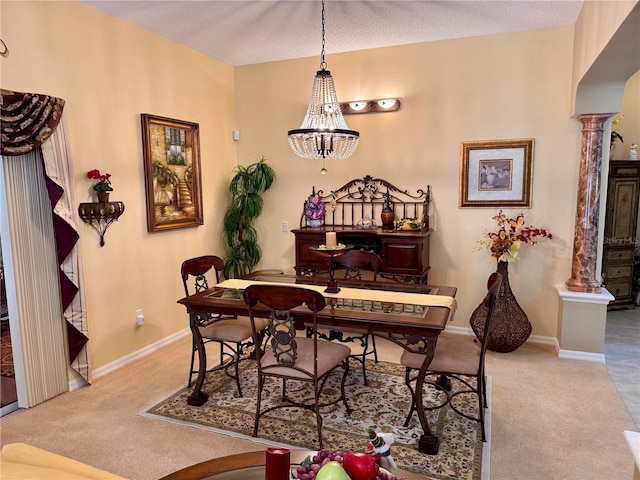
left=313, top=381, right=324, bottom=450
left=233, top=342, right=243, bottom=397
left=340, top=359, right=353, bottom=416
left=369, top=333, right=379, bottom=363
left=403, top=367, right=417, bottom=427
left=356, top=333, right=377, bottom=386
left=253, top=374, right=265, bottom=438
left=482, top=373, right=487, bottom=408
left=477, top=374, right=486, bottom=442
left=218, top=342, right=225, bottom=367
left=361, top=335, right=369, bottom=386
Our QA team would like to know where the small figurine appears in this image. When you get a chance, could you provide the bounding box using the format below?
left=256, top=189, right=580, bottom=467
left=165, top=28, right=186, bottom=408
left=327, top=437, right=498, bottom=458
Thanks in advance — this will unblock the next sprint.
left=630, top=143, right=637, bottom=161
left=366, top=427, right=397, bottom=472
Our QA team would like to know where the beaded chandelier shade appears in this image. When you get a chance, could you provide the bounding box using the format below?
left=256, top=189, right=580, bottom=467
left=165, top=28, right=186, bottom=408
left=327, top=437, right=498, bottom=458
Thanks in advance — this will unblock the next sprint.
left=287, top=0, right=359, bottom=173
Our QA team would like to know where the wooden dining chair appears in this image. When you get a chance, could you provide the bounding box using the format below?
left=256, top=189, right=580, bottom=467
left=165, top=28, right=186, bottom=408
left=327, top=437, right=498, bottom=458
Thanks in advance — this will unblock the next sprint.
left=333, top=249, right=383, bottom=384
left=243, top=284, right=352, bottom=449
left=181, top=255, right=268, bottom=396
left=400, top=272, right=502, bottom=442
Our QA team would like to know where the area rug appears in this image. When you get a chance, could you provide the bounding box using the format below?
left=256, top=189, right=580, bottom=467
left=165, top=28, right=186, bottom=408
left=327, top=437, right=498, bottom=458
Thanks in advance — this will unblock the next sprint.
left=1, top=322, right=17, bottom=407
left=143, top=360, right=489, bottom=480
left=1, top=324, right=14, bottom=378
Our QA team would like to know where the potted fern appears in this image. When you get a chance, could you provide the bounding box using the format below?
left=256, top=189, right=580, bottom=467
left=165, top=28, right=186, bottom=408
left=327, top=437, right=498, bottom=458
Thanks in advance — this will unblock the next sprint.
left=223, top=156, right=276, bottom=278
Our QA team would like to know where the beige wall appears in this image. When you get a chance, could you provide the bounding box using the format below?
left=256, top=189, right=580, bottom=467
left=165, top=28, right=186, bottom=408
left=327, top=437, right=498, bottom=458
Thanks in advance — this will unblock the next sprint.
left=235, top=27, right=580, bottom=339
left=571, top=0, right=638, bottom=115
left=0, top=0, right=633, bottom=372
left=613, top=70, right=640, bottom=161
left=1, top=1, right=237, bottom=370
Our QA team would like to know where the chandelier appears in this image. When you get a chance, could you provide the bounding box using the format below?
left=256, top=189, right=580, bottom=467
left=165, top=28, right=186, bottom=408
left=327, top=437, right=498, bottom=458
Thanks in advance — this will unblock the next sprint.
left=287, top=0, right=359, bottom=174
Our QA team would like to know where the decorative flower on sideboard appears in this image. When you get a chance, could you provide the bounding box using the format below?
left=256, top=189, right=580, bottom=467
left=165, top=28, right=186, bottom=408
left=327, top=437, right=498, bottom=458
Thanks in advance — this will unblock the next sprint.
left=305, top=194, right=326, bottom=220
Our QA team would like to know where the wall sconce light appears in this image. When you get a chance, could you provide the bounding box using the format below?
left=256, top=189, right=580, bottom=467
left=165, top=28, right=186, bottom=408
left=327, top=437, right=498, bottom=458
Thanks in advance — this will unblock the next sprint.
left=340, top=98, right=401, bottom=115
left=78, top=201, right=125, bottom=247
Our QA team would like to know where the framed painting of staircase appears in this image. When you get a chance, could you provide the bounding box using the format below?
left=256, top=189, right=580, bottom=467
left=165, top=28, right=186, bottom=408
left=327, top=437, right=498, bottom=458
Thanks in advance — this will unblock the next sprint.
left=141, top=114, right=203, bottom=232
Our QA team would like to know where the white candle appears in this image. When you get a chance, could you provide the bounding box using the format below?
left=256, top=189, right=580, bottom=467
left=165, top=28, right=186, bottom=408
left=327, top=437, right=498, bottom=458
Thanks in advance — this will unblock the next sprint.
left=326, top=231, right=337, bottom=247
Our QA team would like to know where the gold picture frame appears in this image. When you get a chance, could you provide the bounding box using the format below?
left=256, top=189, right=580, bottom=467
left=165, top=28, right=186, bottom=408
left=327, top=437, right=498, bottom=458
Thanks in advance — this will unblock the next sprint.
left=141, top=114, right=203, bottom=232
left=460, top=138, right=534, bottom=208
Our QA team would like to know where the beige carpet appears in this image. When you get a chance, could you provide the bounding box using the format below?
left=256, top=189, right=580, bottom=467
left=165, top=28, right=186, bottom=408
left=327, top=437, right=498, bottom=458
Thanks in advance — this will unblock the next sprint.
left=0, top=334, right=636, bottom=480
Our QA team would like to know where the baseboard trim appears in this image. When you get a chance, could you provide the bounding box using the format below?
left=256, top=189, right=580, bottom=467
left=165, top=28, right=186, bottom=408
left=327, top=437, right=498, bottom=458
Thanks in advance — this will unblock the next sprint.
left=0, top=401, right=19, bottom=417
left=73, top=322, right=604, bottom=392
left=69, top=328, right=191, bottom=390
left=93, top=328, right=191, bottom=380
left=445, top=326, right=604, bottom=362
left=444, top=325, right=556, bottom=347
left=557, top=349, right=606, bottom=363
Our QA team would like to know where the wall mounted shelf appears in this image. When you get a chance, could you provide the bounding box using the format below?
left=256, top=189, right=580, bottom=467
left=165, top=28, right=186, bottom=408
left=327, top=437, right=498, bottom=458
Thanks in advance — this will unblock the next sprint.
left=78, top=201, right=125, bottom=247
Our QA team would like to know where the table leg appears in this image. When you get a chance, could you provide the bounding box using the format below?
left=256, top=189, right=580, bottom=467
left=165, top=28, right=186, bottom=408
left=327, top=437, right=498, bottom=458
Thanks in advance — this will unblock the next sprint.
left=414, top=338, right=440, bottom=455
left=187, top=312, right=209, bottom=406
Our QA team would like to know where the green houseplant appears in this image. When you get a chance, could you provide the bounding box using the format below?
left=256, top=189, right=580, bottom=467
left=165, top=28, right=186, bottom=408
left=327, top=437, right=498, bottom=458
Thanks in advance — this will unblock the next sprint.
left=223, top=156, right=276, bottom=278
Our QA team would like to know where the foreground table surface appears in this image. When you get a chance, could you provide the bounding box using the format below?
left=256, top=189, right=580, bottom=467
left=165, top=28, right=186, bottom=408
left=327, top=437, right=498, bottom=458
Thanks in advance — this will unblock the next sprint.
left=159, top=450, right=432, bottom=480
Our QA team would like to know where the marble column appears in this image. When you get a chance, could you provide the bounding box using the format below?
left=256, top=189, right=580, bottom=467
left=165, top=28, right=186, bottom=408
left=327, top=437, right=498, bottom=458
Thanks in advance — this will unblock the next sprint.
left=565, top=113, right=612, bottom=293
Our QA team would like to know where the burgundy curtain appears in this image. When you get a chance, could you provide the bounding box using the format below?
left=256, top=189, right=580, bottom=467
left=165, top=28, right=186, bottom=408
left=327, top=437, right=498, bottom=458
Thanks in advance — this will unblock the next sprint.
left=1, top=89, right=88, bottom=365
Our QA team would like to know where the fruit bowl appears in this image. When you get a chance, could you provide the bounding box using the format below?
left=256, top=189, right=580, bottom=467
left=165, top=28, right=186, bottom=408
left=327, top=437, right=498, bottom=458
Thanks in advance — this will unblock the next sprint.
left=316, top=243, right=348, bottom=251
left=394, top=218, right=422, bottom=231
left=293, top=450, right=405, bottom=480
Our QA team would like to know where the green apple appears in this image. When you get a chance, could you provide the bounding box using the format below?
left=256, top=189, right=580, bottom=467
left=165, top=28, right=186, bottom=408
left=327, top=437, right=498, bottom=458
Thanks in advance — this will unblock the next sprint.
left=316, top=461, right=351, bottom=480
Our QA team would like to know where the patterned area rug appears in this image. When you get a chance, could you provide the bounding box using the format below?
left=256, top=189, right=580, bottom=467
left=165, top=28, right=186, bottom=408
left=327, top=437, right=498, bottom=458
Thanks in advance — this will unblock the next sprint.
left=1, top=324, right=14, bottom=378
left=144, top=360, right=488, bottom=480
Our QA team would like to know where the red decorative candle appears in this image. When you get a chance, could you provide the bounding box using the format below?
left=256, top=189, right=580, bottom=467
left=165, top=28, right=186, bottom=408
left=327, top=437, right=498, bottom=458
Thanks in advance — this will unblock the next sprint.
left=265, top=447, right=290, bottom=480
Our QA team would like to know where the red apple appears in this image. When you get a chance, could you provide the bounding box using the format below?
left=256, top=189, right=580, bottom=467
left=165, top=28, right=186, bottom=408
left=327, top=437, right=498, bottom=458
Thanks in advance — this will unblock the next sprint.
left=342, top=451, right=378, bottom=480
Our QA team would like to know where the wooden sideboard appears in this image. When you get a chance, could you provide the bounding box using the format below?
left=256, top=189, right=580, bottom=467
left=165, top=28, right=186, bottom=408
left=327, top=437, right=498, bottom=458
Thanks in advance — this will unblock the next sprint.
left=291, top=226, right=431, bottom=283
left=292, top=176, right=432, bottom=283
left=603, top=161, right=639, bottom=309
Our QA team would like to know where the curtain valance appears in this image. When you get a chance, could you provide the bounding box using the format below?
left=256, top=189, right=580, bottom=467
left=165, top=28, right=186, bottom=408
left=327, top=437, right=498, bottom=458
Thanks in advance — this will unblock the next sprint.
left=1, top=88, right=90, bottom=383
left=1, top=89, right=65, bottom=156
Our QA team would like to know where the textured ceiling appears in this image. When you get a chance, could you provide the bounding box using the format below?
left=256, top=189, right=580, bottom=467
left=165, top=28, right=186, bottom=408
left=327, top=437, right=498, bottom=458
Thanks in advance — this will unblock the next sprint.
left=83, top=1, right=584, bottom=66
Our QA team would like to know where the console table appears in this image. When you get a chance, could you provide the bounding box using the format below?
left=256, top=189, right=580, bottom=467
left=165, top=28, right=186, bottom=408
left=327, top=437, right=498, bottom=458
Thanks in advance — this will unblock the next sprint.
left=292, top=176, right=432, bottom=283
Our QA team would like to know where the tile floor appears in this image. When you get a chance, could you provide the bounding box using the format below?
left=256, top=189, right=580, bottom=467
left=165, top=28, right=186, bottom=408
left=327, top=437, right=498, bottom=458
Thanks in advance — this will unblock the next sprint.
left=604, top=307, right=640, bottom=429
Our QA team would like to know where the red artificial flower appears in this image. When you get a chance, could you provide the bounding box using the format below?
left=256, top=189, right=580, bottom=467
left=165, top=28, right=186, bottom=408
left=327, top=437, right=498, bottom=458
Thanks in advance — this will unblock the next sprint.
left=87, top=169, right=113, bottom=193
left=87, top=169, right=111, bottom=182
left=481, top=210, right=553, bottom=262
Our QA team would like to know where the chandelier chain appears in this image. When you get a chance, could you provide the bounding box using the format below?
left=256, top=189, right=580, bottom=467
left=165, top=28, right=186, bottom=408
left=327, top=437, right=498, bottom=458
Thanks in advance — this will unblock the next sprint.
left=287, top=0, right=359, bottom=166
left=320, top=0, right=326, bottom=70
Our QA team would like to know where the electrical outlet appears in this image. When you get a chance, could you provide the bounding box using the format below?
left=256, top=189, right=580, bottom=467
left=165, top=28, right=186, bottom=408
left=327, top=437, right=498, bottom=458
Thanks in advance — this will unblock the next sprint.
left=282, top=221, right=289, bottom=232
left=136, top=309, right=145, bottom=326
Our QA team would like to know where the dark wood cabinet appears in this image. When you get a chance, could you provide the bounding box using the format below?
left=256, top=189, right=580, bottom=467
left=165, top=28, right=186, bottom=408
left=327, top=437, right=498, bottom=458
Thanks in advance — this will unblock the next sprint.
left=292, top=176, right=433, bottom=283
left=292, top=226, right=431, bottom=283
left=603, top=161, right=640, bottom=309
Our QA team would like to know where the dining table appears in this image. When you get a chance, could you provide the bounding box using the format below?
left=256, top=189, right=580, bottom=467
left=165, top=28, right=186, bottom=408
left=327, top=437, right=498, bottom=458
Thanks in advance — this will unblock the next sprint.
left=178, top=271, right=457, bottom=455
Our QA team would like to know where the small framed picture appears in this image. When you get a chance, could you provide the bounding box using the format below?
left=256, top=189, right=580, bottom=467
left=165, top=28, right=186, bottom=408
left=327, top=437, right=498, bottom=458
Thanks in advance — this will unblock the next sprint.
left=459, top=138, right=534, bottom=208
left=141, top=114, right=203, bottom=232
